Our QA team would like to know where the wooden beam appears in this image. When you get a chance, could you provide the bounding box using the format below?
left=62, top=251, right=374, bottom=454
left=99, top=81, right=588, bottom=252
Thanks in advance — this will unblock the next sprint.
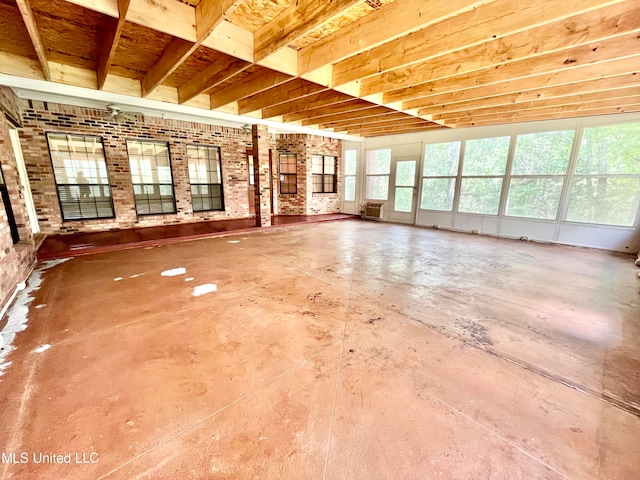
left=15, top=0, right=50, bottom=81
left=410, top=58, right=640, bottom=111
left=450, top=104, right=640, bottom=128
left=178, top=56, right=251, bottom=104
left=347, top=123, right=442, bottom=136
left=301, top=106, right=393, bottom=126
left=431, top=87, right=640, bottom=121
left=417, top=73, right=640, bottom=116
left=141, top=38, right=196, bottom=97
left=393, top=35, right=640, bottom=107
left=97, top=0, right=130, bottom=90
left=360, top=1, right=640, bottom=98
left=320, top=112, right=414, bottom=129
left=196, top=0, right=242, bottom=41
left=261, top=91, right=354, bottom=119
left=254, top=0, right=362, bottom=63
left=237, top=79, right=327, bottom=115
left=283, top=100, right=377, bottom=122
left=298, top=0, right=493, bottom=76
left=210, top=69, right=292, bottom=109
left=332, top=0, right=625, bottom=87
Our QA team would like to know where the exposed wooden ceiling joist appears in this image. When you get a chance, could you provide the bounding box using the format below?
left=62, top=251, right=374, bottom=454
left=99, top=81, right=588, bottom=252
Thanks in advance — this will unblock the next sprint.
left=14, top=0, right=50, bottom=80
left=1, top=0, right=638, bottom=137
left=209, top=68, right=292, bottom=109
left=254, top=0, right=362, bottom=62
left=97, top=0, right=130, bottom=89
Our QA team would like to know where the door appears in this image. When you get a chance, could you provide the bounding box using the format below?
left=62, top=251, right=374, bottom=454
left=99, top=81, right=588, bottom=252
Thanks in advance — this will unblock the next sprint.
left=389, top=159, right=419, bottom=224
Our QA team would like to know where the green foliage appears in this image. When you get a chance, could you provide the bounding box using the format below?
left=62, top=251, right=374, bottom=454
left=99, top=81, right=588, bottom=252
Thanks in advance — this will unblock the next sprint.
left=463, top=137, right=510, bottom=176
left=423, top=142, right=460, bottom=176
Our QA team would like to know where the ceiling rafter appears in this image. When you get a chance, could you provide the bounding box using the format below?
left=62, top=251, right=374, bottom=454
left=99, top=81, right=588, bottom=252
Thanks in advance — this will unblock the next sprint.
left=210, top=69, right=293, bottom=109
left=417, top=74, right=640, bottom=116
left=254, top=0, right=362, bottom=63
left=237, top=79, right=327, bottom=115
left=141, top=0, right=247, bottom=97
left=297, top=0, right=494, bottom=76
left=15, top=0, right=50, bottom=81
left=332, top=0, right=626, bottom=88
left=178, top=56, right=251, bottom=104
left=360, top=0, right=640, bottom=98
left=432, top=88, right=640, bottom=122
left=97, top=0, right=131, bottom=90
left=262, top=90, right=355, bottom=119
left=450, top=103, right=640, bottom=127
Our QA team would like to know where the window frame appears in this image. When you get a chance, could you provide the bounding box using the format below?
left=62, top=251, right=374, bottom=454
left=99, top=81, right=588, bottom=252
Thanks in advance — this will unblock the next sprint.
left=279, top=153, right=297, bottom=195
left=420, top=141, right=461, bottom=212
left=45, top=132, right=115, bottom=222
left=312, top=154, right=337, bottom=194
left=504, top=130, right=575, bottom=221
left=343, top=149, right=357, bottom=202
left=186, top=144, right=225, bottom=213
left=126, top=139, right=177, bottom=216
left=365, top=148, right=392, bottom=201
left=457, top=136, right=511, bottom=216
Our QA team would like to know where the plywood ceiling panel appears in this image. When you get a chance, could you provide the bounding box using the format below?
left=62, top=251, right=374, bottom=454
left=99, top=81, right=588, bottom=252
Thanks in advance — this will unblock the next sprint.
left=0, top=0, right=38, bottom=58
left=110, top=22, right=175, bottom=80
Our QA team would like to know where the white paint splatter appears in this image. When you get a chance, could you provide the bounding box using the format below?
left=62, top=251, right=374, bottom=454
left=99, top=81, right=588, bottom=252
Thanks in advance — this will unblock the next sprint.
left=129, top=273, right=145, bottom=279
left=227, top=240, right=240, bottom=244
left=185, top=277, right=194, bottom=282
left=35, top=304, right=46, bottom=309
left=114, top=277, right=123, bottom=281
left=0, top=258, right=71, bottom=376
left=34, top=344, right=51, bottom=353
left=161, top=268, right=186, bottom=277
left=192, top=284, right=218, bottom=297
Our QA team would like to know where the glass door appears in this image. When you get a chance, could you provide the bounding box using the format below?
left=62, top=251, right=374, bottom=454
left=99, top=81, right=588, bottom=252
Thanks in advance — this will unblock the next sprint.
left=390, top=159, right=418, bottom=223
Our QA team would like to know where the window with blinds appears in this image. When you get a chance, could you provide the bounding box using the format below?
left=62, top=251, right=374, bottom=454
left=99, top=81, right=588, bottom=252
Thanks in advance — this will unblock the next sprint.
left=126, top=140, right=176, bottom=215
left=187, top=145, right=224, bottom=212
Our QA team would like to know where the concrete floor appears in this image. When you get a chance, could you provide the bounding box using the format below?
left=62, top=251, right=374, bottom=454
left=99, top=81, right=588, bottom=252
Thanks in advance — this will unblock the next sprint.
left=0, top=220, right=639, bottom=479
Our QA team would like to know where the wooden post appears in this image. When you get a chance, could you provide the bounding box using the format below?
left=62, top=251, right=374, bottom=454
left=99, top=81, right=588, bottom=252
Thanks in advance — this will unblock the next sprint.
left=251, top=124, right=272, bottom=227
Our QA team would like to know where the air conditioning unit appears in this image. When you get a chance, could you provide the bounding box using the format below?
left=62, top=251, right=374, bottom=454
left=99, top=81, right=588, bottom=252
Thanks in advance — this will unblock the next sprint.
left=362, top=202, right=383, bottom=220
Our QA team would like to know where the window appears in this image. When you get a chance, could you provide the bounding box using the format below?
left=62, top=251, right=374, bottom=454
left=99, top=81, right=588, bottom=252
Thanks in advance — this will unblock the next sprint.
left=312, top=155, right=337, bottom=193
left=459, top=136, right=510, bottom=215
left=279, top=154, right=297, bottom=194
left=126, top=140, right=176, bottom=215
left=187, top=145, right=224, bottom=212
left=506, top=130, right=574, bottom=220
left=344, top=149, right=357, bottom=202
left=566, top=123, right=640, bottom=226
left=46, top=133, right=114, bottom=221
left=365, top=149, right=391, bottom=200
left=420, top=142, right=460, bottom=211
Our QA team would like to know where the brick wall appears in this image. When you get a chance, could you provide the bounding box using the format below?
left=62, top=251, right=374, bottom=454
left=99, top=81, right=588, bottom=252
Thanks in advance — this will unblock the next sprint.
left=273, top=133, right=341, bottom=215
left=0, top=87, right=37, bottom=312
left=19, top=100, right=255, bottom=234
left=305, top=135, right=341, bottom=215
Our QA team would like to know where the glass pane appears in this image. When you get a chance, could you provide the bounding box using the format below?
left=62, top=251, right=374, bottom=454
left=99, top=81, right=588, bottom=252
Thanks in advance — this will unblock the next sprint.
left=394, top=187, right=413, bottom=212
left=324, top=156, right=336, bottom=174
left=506, top=177, right=564, bottom=220
left=396, top=161, right=416, bottom=187
left=512, top=130, right=574, bottom=175
left=566, top=177, right=640, bottom=226
left=423, top=142, right=460, bottom=176
left=345, top=176, right=356, bottom=201
left=312, top=155, right=323, bottom=174
left=576, top=123, right=640, bottom=174
left=279, top=154, right=297, bottom=174
left=420, top=178, right=456, bottom=211
left=366, top=149, right=391, bottom=174
left=463, top=137, right=510, bottom=176
left=345, top=150, right=357, bottom=175
left=324, top=175, right=335, bottom=193
left=366, top=176, right=389, bottom=200
left=313, top=174, right=323, bottom=193
left=458, top=177, right=503, bottom=215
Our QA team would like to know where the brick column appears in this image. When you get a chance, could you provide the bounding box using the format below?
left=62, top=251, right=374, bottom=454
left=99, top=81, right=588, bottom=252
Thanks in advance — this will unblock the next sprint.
left=251, top=124, right=272, bottom=227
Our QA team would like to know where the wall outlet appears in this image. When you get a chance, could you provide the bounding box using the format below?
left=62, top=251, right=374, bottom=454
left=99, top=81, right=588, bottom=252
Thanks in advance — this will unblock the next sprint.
left=472, top=229, right=479, bottom=234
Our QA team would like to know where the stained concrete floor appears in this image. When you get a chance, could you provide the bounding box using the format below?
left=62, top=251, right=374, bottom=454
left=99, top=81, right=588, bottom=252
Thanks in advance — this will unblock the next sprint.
left=1, top=220, right=639, bottom=479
